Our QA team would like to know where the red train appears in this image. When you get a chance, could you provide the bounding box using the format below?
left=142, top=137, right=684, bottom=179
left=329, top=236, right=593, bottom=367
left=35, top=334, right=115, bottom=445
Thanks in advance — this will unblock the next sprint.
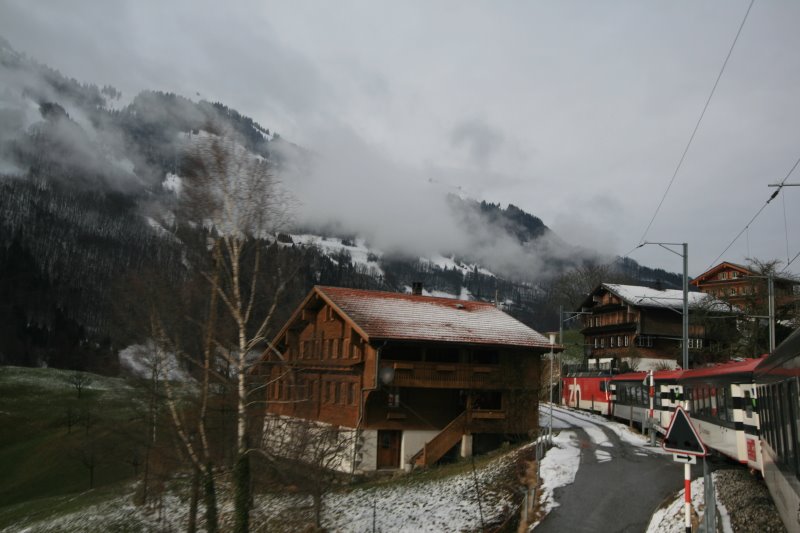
left=561, top=329, right=800, bottom=532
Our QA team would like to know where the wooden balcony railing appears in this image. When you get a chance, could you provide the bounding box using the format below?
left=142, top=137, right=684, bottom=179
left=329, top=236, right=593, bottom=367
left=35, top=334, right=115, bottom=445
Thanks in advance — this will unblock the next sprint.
left=381, top=360, right=515, bottom=389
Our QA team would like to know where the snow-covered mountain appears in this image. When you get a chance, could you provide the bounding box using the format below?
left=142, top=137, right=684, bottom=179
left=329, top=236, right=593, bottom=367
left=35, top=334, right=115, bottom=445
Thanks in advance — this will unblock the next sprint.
left=0, top=37, right=681, bottom=372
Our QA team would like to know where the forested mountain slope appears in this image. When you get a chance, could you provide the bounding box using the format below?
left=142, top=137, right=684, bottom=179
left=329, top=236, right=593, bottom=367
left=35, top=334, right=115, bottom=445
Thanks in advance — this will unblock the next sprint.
left=0, top=37, right=680, bottom=372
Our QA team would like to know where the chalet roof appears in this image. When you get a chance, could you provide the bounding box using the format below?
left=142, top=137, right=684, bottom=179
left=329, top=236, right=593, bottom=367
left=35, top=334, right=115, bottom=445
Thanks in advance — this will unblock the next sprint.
left=691, top=261, right=753, bottom=285
left=313, top=286, right=553, bottom=349
left=582, top=283, right=732, bottom=313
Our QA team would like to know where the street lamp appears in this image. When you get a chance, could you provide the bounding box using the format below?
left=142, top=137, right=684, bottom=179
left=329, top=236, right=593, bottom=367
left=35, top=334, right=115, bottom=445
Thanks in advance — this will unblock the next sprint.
left=635, top=242, right=689, bottom=371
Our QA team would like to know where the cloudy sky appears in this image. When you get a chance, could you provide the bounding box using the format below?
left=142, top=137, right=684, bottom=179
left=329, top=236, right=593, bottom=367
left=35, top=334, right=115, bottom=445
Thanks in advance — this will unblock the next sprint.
left=1, top=0, right=798, bottom=277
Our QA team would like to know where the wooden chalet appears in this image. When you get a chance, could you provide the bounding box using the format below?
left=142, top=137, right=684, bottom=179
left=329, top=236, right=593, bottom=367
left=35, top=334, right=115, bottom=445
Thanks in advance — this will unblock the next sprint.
left=579, top=283, right=733, bottom=370
left=691, top=261, right=799, bottom=312
left=259, top=285, right=553, bottom=472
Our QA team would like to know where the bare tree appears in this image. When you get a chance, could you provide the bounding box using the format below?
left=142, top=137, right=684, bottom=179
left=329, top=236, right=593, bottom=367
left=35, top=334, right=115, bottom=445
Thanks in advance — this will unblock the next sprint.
left=68, top=372, right=92, bottom=399
left=260, top=416, right=357, bottom=530
left=149, top=129, right=291, bottom=533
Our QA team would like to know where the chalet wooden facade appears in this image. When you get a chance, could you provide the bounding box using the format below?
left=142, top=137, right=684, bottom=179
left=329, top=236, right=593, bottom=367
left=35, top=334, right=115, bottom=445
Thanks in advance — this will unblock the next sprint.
left=691, top=262, right=799, bottom=312
left=258, top=286, right=553, bottom=472
left=579, top=283, right=732, bottom=370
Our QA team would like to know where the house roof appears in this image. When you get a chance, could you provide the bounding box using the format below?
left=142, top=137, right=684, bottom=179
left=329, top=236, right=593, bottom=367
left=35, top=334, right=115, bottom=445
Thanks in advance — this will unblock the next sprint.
left=691, top=261, right=753, bottom=285
left=582, top=283, right=733, bottom=313
left=302, top=286, right=553, bottom=349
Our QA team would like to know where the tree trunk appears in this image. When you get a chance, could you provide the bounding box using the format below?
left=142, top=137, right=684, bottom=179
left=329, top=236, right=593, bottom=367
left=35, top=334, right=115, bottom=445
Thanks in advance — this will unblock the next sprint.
left=313, top=490, right=322, bottom=530
left=187, top=464, right=200, bottom=533
left=204, top=462, right=219, bottom=533
left=233, top=452, right=251, bottom=533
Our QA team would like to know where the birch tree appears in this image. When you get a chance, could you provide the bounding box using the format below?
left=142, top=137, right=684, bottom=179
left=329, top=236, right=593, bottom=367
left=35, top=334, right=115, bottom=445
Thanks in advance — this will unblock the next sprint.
left=176, top=130, right=290, bottom=533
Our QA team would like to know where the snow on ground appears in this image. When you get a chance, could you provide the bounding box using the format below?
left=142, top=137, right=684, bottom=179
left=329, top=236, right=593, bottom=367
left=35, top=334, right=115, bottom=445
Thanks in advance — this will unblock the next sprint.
left=288, top=234, right=384, bottom=276
left=9, top=443, right=527, bottom=532
left=534, top=430, right=582, bottom=521
left=645, top=471, right=735, bottom=533
left=424, top=255, right=494, bottom=277
left=118, top=343, right=193, bottom=382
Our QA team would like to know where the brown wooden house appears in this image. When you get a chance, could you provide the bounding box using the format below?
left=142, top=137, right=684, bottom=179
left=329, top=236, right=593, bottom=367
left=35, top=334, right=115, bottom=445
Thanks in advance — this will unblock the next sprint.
left=578, top=283, right=733, bottom=370
left=691, top=261, right=799, bottom=312
left=258, top=285, right=553, bottom=472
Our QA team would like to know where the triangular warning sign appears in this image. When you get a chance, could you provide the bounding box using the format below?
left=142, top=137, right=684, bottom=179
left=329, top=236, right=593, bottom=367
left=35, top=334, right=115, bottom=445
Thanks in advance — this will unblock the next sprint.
left=662, top=406, right=707, bottom=456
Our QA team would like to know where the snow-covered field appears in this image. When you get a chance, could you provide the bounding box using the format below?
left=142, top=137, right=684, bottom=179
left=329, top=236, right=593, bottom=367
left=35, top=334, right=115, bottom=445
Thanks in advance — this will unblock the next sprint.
left=6, top=441, right=529, bottom=532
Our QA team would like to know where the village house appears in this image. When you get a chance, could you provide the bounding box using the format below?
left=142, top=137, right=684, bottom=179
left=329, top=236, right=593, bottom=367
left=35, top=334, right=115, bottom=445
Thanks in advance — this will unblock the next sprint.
left=578, top=283, right=733, bottom=371
left=257, top=285, right=554, bottom=472
left=691, top=261, right=800, bottom=312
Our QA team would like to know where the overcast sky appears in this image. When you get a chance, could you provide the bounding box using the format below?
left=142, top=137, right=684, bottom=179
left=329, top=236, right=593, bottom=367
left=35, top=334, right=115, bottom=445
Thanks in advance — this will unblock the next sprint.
left=1, top=0, right=798, bottom=277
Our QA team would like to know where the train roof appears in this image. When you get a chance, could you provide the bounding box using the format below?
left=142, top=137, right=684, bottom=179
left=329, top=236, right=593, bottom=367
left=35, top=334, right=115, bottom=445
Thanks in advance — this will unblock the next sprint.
left=612, top=369, right=683, bottom=382
left=679, top=357, right=765, bottom=381
left=754, top=327, right=800, bottom=375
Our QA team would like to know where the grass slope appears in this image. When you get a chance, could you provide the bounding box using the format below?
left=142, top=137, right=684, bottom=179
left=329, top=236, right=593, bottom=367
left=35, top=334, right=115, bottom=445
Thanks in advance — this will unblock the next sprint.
left=0, top=367, right=144, bottom=528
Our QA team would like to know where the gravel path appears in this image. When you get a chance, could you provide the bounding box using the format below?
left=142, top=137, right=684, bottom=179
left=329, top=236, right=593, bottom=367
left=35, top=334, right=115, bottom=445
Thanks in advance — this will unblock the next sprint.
left=714, top=468, right=786, bottom=533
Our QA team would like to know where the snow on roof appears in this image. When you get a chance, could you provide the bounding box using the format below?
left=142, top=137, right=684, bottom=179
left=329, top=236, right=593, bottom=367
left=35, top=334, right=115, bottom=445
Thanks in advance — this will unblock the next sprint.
left=603, top=283, right=732, bottom=311
left=316, top=286, right=552, bottom=348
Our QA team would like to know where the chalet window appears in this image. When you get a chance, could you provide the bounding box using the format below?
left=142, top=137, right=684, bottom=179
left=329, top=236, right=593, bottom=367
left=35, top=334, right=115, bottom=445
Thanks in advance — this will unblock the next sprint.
left=610, top=336, right=615, bottom=348
left=387, top=390, right=401, bottom=408
left=600, top=338, right=605, bottom=348
left=429, top=347, right=460, bottom=363
left=348, top=383, right=356, bottom=405
left=624, top=336, right=629, bottom=347
left=732, top=271, right=739, bottom=279
left=636, top=336, right=653, bottom=348
left=729, top=288, right=737, bottom=296
left=330, top=339, right=338, bottom=359
left=473, top=350, right=499, bottom=365
left=594, top=338, right=599, bottom=349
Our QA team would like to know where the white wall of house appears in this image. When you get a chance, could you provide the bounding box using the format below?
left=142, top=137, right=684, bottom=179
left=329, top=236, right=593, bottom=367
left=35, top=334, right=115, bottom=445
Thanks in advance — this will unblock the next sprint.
left=356, top=429, right=378, bottom=472
left=401, top=430, right=439, bottom=469
left=260, top=414, right=389, bottom=474
left=628, top=357, right=679, bottom=371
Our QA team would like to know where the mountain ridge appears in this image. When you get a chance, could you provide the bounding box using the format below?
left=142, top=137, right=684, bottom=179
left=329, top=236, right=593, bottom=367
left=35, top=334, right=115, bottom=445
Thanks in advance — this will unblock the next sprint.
left=0, top=37, right=681, bottom=372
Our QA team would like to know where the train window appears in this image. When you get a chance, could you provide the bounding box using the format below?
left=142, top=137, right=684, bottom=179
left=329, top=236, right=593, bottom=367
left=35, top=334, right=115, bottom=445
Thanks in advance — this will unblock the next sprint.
left=789, top=380, right=800, bottom=477
left=744, top=390, right=753, bottom=417
left=775, top=384, right=785, bottom=462
left=600, top=381, right=607, bottom=393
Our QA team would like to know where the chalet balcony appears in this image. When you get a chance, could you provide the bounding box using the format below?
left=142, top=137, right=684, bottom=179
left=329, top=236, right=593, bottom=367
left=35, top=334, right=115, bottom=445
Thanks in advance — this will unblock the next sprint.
left=380, top=360, right=517, bottom=389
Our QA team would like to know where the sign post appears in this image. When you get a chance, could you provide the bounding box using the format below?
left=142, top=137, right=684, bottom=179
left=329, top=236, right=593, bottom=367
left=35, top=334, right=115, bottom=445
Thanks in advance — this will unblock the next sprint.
left=662, top=406, right=707, bottom=533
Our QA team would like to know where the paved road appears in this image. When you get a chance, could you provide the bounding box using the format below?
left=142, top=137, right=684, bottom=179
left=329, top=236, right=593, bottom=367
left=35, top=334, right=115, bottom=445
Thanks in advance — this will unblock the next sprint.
left=535, top=405, right=701, bottom=533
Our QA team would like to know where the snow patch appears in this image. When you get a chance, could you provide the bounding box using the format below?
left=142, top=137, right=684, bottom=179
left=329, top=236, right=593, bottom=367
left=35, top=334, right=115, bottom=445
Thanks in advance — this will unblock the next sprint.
left=118, top=342, right=193, bottom=382
left=163, top=172, right=182, bottom=194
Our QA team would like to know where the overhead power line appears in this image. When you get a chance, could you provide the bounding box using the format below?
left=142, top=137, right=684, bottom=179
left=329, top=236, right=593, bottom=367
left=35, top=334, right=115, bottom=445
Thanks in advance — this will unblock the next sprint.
left=638, top=0, right=755, bottom=245
left=708, top=154, right=800, bottom=270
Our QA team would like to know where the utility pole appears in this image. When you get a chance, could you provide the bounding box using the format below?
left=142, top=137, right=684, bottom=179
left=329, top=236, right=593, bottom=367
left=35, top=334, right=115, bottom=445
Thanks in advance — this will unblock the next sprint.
left=768, top=273, right=776, bottom=352
left=636, top=242, right=689, bottom=371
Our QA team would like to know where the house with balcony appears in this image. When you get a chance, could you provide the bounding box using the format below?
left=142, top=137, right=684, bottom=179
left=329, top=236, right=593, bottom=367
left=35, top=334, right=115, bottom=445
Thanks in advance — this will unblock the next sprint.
left=691, top=261, right=799, bottom=312
left=257, top=285, right=553, bottom=472
left=578, top=283, right=734, bottom=371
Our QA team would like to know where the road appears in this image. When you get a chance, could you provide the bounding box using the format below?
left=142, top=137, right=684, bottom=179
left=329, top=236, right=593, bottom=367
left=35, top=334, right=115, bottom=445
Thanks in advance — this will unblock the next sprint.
left=535, top=405, right=702, bottom=533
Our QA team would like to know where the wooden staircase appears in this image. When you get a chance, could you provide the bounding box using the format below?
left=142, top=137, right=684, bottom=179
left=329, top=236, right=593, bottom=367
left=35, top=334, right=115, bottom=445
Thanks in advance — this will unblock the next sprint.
left=412, top=411, right=468, bottom=468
